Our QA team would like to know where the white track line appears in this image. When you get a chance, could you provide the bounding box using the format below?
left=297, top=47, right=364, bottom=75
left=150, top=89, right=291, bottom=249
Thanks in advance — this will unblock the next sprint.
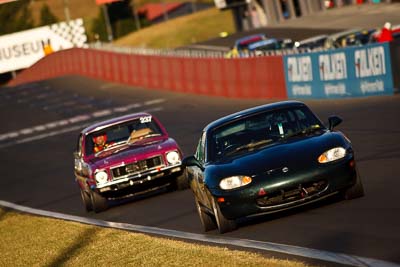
left=0, top=99, right=165, bottom=142
left=0, top=107, right=163, bottom=149
left=0, top=200, right=398, bottom=267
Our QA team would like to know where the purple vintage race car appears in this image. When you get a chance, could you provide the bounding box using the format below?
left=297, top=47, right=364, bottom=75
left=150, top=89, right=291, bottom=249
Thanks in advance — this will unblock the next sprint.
left=74, top=112, right=187, bottom=212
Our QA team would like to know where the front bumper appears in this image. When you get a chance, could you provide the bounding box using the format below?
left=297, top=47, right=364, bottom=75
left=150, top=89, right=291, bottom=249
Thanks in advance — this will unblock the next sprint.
left=95, top=164, right=182, bottom=194
left=209, top=158, right=356, bottom=220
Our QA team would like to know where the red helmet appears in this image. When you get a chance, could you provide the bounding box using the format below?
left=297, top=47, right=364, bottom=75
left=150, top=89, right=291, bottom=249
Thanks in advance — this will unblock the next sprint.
left=93, top=134, right=107, bottom=145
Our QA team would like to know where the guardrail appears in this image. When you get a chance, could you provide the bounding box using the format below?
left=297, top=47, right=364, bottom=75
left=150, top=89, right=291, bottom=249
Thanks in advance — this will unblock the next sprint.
left=88, top=42, right=327, bottom=58
left=89, top=43, right=228, bottom=58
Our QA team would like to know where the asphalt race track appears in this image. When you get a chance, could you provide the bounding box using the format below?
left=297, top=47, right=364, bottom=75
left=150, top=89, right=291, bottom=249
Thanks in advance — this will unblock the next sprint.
left=1, top=76, right=400, bottom=265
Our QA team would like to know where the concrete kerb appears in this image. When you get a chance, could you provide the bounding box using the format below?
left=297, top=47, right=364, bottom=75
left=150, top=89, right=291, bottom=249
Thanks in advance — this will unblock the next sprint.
left=0, top=200, right=399, bottom=267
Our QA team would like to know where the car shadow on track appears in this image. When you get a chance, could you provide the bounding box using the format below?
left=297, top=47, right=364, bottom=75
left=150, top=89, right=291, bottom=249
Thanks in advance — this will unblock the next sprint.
left=45, top=227, right=100, bottom=266
left=106, top=187, right=170, bottom=209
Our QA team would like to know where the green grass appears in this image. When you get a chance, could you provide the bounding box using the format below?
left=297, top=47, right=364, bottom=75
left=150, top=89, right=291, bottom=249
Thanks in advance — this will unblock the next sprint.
left=0, top=208, right=312, bottom=267
left=114, top=7, right=235, bottom=48
left=27, top=0, right=233, bottom=48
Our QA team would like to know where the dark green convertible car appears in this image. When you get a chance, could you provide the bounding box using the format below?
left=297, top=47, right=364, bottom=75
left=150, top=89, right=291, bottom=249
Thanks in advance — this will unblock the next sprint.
left=183, top=101, right=364, bottom=233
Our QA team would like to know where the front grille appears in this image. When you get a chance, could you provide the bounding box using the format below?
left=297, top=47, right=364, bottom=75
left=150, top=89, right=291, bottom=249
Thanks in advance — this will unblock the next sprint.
left=256, top=180, right=327, bottom=207
left=111, top=156, right=164, bottom=179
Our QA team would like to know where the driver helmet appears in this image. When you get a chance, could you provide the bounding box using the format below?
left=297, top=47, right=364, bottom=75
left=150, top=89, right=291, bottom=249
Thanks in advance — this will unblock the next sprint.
left=93, top=134, right=107, bottom=146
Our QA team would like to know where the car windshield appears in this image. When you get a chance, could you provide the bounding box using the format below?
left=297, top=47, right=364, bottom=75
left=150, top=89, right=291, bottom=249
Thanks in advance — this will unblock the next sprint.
left=237, top=35, right=267, bottom=50
left=85, top=116, right=163, bottom=156
left=209, top=106, right=324, bottom=161
left=251, top=41, right=279, bottom=51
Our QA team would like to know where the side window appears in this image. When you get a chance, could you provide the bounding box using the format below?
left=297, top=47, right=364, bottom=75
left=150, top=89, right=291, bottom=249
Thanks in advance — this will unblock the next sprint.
left=195, top=139, right=202, bottom=161
left=294, top=109, right=306, bottom=120
left=195, top=131, right=207, bottom=163
left=294, top=107, right=323, bottom=129
left=287, top=110, right=296, bottom=122
left=201, top=131, right=207, bottom=162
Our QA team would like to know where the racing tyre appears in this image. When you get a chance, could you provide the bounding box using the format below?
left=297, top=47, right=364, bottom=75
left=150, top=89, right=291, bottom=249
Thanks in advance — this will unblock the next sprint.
left=90, top=191, right=108, bottom=213
left=344, top=171, right=365, bottom=200
left=211, top=197, right=237, bottom=234
left=195, top=197, right=217, bottom=232
left=80, top=189, right=92, bottom=212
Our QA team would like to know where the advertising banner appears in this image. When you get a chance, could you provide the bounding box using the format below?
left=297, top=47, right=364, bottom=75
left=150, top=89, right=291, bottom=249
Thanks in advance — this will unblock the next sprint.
left=283, top=42, right=394, bottom=98
left=0, top=18, right=87, bottom=74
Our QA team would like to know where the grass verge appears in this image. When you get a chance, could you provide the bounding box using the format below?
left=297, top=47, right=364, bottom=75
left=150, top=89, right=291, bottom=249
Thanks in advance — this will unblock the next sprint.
left=114, top=7, right=234, bottom=48
left=0, top=208, right=312, bottom=266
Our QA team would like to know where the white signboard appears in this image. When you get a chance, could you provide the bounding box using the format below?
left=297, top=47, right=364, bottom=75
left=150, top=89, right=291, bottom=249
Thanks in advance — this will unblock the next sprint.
left=214, top=0, right=227, bottom=9
left=0, top=18, right=87, bottom=74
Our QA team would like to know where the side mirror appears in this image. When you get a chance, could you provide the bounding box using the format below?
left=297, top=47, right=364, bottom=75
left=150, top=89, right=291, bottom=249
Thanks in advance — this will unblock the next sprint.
left=182, top=155, right=203, bottom=170
left=328, top=115, right=342, bottom=130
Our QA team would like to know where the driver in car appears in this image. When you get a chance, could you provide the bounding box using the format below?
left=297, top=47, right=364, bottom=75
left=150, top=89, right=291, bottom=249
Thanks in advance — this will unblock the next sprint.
left=93, top=134, right=109, bottom=153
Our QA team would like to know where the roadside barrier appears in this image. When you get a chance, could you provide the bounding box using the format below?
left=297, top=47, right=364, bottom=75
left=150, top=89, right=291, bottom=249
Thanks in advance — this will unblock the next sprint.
left=9, top=41, right=397, bottom=99
left=283, top=42, right=394, bottom=98
left=9, top=48, right=288, bottom=99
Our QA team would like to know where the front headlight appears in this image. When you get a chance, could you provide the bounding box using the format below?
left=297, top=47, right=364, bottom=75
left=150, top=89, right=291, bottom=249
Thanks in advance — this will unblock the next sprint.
left=95, top=171, right=108, bottom=185
left=318, top=147, right=346, bottom=163
left=166, top=151, right=180, bottom=165
left=219, top=175, right=252, bottom=190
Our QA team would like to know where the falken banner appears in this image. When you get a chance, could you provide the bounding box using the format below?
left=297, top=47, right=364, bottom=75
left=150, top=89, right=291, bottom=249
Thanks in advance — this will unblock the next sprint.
left=283, top=42, right=394, bottom=98
left=0, top=18, right=87, bottom=74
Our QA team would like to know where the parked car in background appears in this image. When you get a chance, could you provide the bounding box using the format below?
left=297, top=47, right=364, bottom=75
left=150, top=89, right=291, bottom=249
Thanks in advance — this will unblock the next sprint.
left=183, top=101, right=364, bottom=233
left=226, top=34, right=293, bottom=57
left=74, top=112, right=187, bottom=212
left=251, top=38, right=294, bottom=54
left=324, top=28, right=364, bottom=48
left=294, top=34, right=328, bottom=51
left=343, top=29, right=376, bottom=46
left=226, top=34, right=268, bottom=58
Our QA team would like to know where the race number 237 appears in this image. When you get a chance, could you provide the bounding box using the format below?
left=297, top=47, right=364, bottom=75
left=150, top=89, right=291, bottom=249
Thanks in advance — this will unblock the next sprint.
left=140, top=116, right=152, bottom=123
